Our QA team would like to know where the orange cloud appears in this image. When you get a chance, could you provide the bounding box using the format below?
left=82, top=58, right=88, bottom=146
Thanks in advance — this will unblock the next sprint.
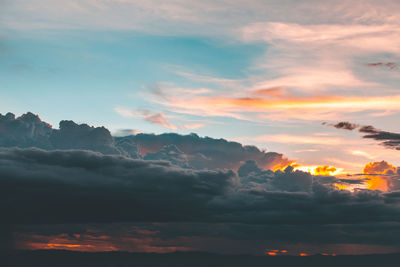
left=333, top=161, right=398, bottom=192
left=363, top=161, right=397, bottom=175
left=361, top=161, right=398, bottom=191
left=294, top=165, right=343, bottom=176
left=14, top=231, right=192, bottom=254
left=154, top=91, right=400, bottom=121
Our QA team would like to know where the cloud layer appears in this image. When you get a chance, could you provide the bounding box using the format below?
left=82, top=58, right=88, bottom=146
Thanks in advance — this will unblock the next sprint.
left=2, top=112, right=400, bottom=253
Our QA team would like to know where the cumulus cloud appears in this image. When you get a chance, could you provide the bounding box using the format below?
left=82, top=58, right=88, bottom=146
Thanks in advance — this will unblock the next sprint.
left=0, top=112, right=291, bottom=171
left=326, top=121, right=400, bottom=150
left=144, top=145, right=189, bottom=168
left=1, top=147, right=400, bottom=227
left=50, top=120, right=121, bottom=155
left=119, top=133, right=292, bottom=171
left=2, top=112, right=400, bottom=253
left=0, top=112, right=52, bottom=149
left=363, top=161, right=398, bottom=175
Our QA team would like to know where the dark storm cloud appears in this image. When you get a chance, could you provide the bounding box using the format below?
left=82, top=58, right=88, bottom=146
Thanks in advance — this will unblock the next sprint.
left=118, top=133, right=292, bottom=170
left=0, top=147, right=236, bottom=224
left=0, top=112, right=289, bottom=170
left=3, top=112, right=400, bottom=251
left=325, top=121, right=400, bottom=150
left=144, top=145, right=189, bottom=168
left=0, top=112, right=141, bottom=158
left=1, top=147, right=400, bottom=226
left=50, top=120, right=121, bottom=154
left=0, top=112, right=53, bottom=148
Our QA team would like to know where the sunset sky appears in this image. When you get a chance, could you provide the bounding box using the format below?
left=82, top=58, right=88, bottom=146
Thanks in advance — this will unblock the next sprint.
left=1, top=0, right=400, bottom=258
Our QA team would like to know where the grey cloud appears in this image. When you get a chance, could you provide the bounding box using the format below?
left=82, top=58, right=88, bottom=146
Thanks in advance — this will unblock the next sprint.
left=325, top=121, right=400, bottom=150
left=144, top=145, right=189, bottom=168
left=0, top=112, right=52, bottom=149
left=0, top=112, right=141, bottom=158
left=2, top=111, right=400, bottom=251
left=50, top=120, right=121, bottom=154
left=0, top=147, right=236, bottom=224
left=359, top=125, right=400, bottom=150
left=331, top=121, right=359, bottom=130
left=1, top=147, right=400, bottom=226
left=0, top=112, right=290, bottom=171
left=366, top=62, right=398, bottom=70
left=119, top=133, right=292, bottom=171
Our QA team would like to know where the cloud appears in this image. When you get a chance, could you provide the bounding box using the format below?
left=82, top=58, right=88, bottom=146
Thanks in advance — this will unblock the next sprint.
left=240, top=134, right=347, bottom=145
left=359, top=125, right=400, bottom=150
left=2, top=147, right=400, bottom=227
left=363, top=161, right=398, bottom=175
left=144, top=144, right=189, bottom=168
left=50, top=120, right=121, bottom=154
left=366, top=62, right=398, bottom=70
left=0, top=112, right=52, bottom=149
left=325, top=121, right=359, bottom=131
left=143, top=112, right=178, bottom=130
left=0, top=112, right=290, bottom=171
left=326, top=121, right=400, bottom=150
left=13, top=221, right=400, bottom=255
left=115, top=108, right=178, bottom=130
left=149, top=81, right=400, bottom=122
left=0, top=147, right=236, bottom=224
left=2, top=112, right=400, bottom=254
left=115, top=107, right=204, bottom=130
left=119, top=132, right=292, bottom=171
left=112, top=129, right=142, bottom=137
left=1, top=114, right=400, bottom=253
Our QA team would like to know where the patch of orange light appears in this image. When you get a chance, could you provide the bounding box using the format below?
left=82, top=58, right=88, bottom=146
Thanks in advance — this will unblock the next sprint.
left=299, top=253, right=308, bottom=256
left=46, top=243, right=95, bottom=249
left=294, top=165, right=344, bottom=176
left=361, top=161, right=397, bottom=191
left=265, top=249, right=288, bottom=256
left=23, top=242, right=114, bottom=252
left=333, top=183, right=350, bottom=190
left=364, top=175, right=389, bottom=191
left=272, top=162, right=300, bottom=172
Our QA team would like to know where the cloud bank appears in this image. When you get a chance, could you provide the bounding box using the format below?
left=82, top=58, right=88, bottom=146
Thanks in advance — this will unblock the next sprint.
left=2, top=112, right=400, bottom=254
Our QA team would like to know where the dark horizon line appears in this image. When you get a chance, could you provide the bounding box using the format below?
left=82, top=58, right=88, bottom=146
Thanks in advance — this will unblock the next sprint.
left=4, top=249, right=400, bottom=257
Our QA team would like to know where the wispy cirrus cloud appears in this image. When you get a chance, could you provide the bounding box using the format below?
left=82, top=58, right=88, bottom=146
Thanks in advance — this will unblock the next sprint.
left=133, top=9, right=400, bottom=123
left=114, top=107, right=205, bottom=130
left=149, top=82, right=400, bottom=121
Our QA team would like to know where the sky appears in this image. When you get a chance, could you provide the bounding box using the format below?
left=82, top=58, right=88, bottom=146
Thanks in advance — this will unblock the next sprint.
left=1, top=0, right=400, bottom=258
